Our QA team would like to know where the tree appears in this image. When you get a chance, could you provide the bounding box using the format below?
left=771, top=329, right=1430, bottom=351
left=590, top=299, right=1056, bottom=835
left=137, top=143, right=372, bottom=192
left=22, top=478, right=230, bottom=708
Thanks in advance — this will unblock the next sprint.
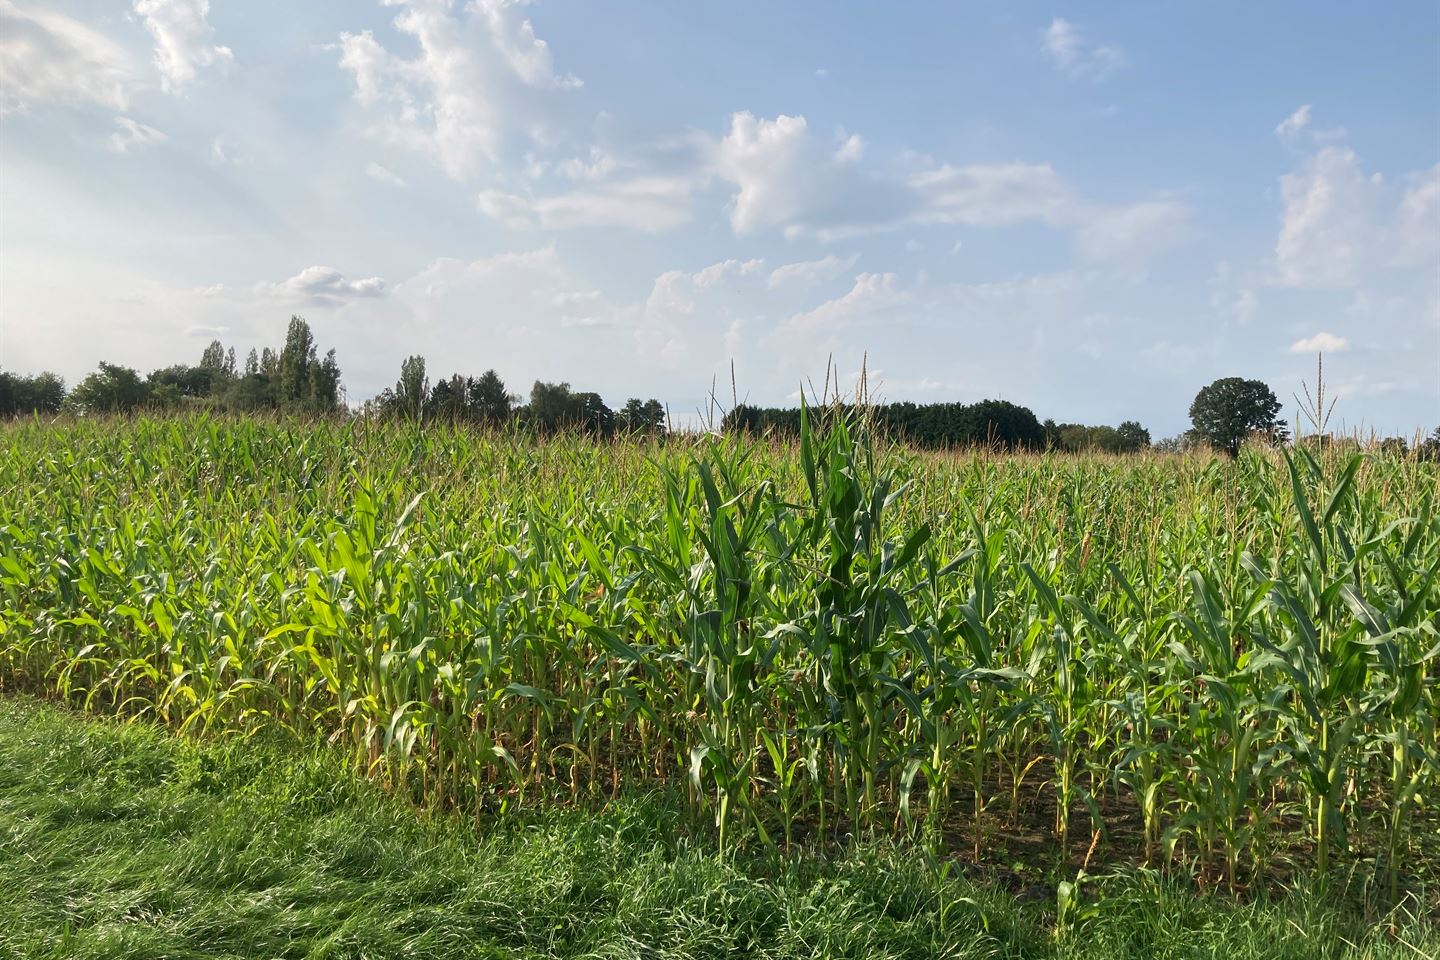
left=200, top=340, right=227, bottom=372
left=1188, top=377, right=1285, bottom=456
left=245, top=349, right=260, bottom=377
left=67, top=362, right=150, bottom=414
left=393, top=355, right=428, bottom=419
left=469, top=369, right=513, bottom=426
left=312, top=349, right=342, bottom=410
left=618, top=398, right=666, bottom=435
left=428, top=374, right=469, bottom=421
left=574, top=391, right=614, bottom=437
left=146, top=364, right=213, bottom=398
left=278, top=316, right=317, bottom=408
left=0, top=371, right=66, bottom=416
left=1418, top=428, right=1440, bottom=463
left=1116, top=420, right=1151, bottom=452
left=526, top=380, right=576, bottom=432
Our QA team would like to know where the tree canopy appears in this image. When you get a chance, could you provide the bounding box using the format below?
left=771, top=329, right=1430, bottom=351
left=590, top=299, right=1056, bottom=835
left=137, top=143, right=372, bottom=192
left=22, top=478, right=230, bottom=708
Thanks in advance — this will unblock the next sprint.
left=1188, top=377, right=1287, bottom=456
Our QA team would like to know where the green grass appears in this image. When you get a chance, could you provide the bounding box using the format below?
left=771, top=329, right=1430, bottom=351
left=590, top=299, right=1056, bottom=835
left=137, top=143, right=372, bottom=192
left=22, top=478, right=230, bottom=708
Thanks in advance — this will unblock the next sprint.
left=1, top=696, right=1434, bottom=960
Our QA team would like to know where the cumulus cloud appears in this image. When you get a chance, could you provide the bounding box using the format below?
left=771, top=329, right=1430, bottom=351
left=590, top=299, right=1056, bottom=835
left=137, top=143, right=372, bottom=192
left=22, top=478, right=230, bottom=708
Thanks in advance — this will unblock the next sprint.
left=786, top=272, right=910, bottom=332
left=276, top=266, right=387, bottom=304
left=0, top=0, right=136, bottom=114
left=133, top=0, right=233, bottom=93
left=109, top=116, right=167, bottom=153
left=1043, top=18, right=1125, bottom=81
left=713, top=111, right=1188, bottom=260
left=1275, top=104, right=1311, bottom=141
left=768, top=254, right=859, bottom=289
left=469, top=0, right=581, bottom=89
left=1290, top=332, right=1349, bottom=353
left=1276, top=146, right=1439, bottom=288
left=716, top=113, right=929, bottom=239
left=337, top=0, right=581, bottom=180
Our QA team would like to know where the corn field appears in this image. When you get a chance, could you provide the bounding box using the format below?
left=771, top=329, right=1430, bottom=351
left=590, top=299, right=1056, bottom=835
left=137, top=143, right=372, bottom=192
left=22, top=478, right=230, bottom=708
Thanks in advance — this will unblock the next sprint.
left=1, top=414, right=1436, bottom=893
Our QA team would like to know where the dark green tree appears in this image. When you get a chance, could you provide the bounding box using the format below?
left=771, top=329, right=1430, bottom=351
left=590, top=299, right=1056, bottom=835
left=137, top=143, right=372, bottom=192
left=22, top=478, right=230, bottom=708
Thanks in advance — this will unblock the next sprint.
left=278, top=317, right=317, bottom=408
left=1116, top=420, right=1151, bottom=452
left=618, top=398, right=666, bottom=434
left=200, top=340, right=227, bottom=372
left=67, top=362, right=151, bottom=414
left=1188, top=377, right=1285, bottom=456
left=1418, top=427, right=1440, bottom=463
left=428, top=374, right=469, bottom=421
left=393, top=355, right=428, bottom=419
left=469, top=370, right=513, bottom=426
left=0, top=371, right=66, bottom=416
left=526, top=380, right=576, bottom=432
left=574, top=391, right=614, bottom=437
left=146, top=364, right=209, bottom=398
left=312, top=349, right=342, bottom=410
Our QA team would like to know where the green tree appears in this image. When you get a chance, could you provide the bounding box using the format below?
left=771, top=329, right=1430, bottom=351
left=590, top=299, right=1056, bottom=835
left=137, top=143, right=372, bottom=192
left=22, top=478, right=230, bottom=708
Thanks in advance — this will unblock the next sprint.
left=67, top=362, right=151, bottom=414
left=1188, top=377, right=1285, bottom=456
left=393, top=355, right=428, bottom=419
left=428, top=374, right=469, bottom=421
left=1116, top=420, right=1151, bottom=452
left=526, top=381, right=579, bottom=432
left=618, top=398, right=667, bottom=435
left=1418, top=427, right=1440, bottom=463
left=200, top=340, right=227, bottom=372
left=147, top=364, right=213, bottom=398
left=278, top=317, right=317, bottom=408
left=0, top=371, right=66, bottom=416
left=469, top=370, right=513, bottom=426
left=312, top=349, right=342, bottom=411
left=574, top=391, right=614, bottom=437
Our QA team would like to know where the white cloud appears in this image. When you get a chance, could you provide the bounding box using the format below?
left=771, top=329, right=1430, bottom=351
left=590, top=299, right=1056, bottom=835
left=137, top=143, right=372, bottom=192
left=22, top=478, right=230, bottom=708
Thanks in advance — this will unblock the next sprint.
left=109, top=116, right=167, bottom=153
left=717, top=112, right=909, bottom=238
left=1290, top=331, right=1349, bottom=353
left=786, top=272, right=910, bottom=332
left=469, top=0, right=581, bottom=89
left=1276, top=146, right=1439, bottom=289
left=133, top=0, right=233, bottom=93
left=366, top=162, right=407, bottom=187
left=1276, top=147, right=1379, bottom=288
left=714, top=111, right=1188, bottom=260
left=1275, top=104, right=1311, bottom=141
left=276, top=266, right=387, bottom=304
left=337, top=0, right=581, bottom=181
left=478, top=175, right=696, bottom=231
left=768, top=253, right=859, bottom=288
left=0, top=0, right=135, bottom=114
left=1396, top=163, right=1440, bottom=263
left=1043, top=18, right=1125, bottom=81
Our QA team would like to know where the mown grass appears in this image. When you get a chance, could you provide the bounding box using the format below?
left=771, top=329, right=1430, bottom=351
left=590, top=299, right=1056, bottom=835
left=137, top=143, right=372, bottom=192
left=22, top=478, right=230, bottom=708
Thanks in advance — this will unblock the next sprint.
left=1, top=696, right=1434, bottom=960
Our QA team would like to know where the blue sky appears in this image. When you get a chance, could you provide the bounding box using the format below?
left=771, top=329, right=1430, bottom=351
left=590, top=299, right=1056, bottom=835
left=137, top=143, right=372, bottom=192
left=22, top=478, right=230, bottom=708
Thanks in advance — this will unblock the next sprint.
left=2, top=0, right=1437, bottom=437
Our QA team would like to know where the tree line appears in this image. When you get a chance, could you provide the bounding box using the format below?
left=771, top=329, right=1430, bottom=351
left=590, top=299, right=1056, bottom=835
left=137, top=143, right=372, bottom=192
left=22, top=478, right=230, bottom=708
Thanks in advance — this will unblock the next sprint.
left=3, top=318, right=1436, bottom=457
left=1, top=317, right=341, bottom=416
left=366, top=354, right=667, bottom=436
